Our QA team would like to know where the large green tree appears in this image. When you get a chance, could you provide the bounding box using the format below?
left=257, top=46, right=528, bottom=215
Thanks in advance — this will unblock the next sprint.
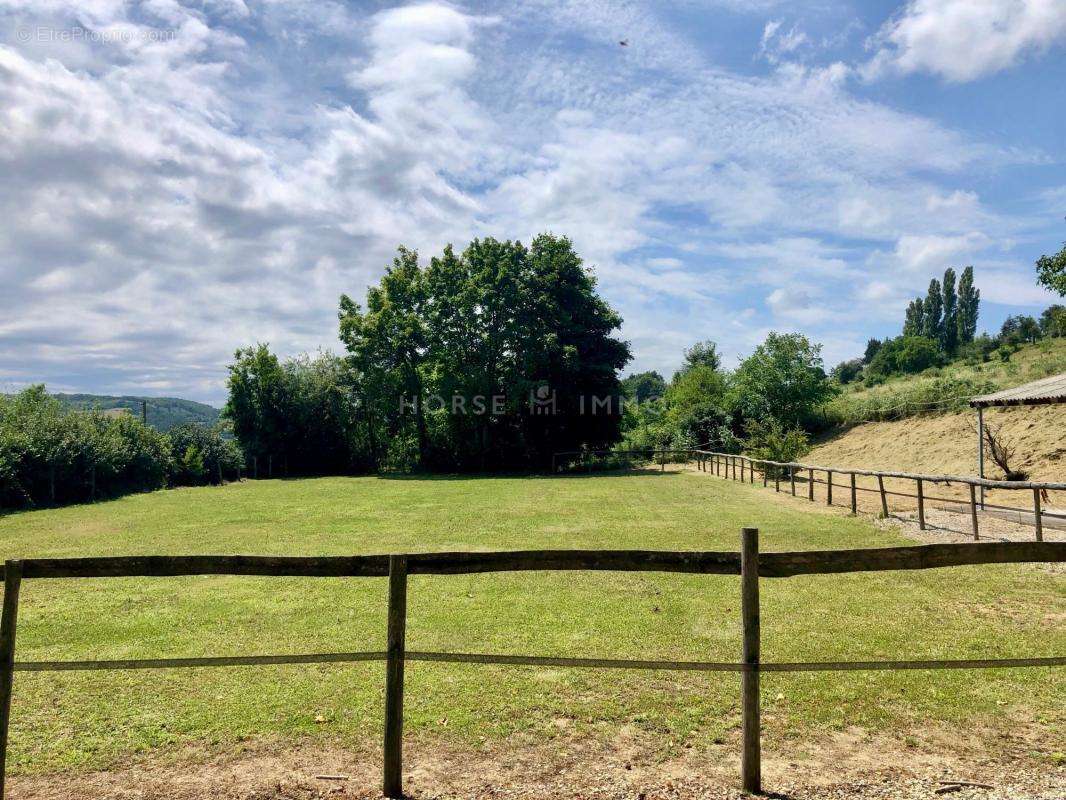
left=1036, top=243, right=1066, bottom=296
left=730, top=332, right=834, bottom=429
left=340, top=234, right=631, bottom=472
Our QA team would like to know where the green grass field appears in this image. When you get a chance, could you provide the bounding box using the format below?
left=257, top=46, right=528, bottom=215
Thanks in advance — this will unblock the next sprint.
left=0, top=471, right=1062, bottom=774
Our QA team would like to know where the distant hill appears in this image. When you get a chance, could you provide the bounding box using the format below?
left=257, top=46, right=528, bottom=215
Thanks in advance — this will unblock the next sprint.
left=54, top=393, right=221, bottom=432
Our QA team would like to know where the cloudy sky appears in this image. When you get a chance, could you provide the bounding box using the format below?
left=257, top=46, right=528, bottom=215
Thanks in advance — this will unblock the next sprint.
left=1, top=0, right=1064, bottom=405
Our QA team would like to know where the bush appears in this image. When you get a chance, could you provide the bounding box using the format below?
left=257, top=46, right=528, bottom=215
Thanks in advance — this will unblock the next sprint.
left=867, top=335, right=941, bottom=378
left=743, top=419, right=810, bottom=478
left=167, top=423, right=243, bottom=486
left=0, top=386, right=172, bottom=508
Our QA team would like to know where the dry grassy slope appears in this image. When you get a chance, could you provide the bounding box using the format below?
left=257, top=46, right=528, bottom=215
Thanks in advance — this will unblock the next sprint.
left=810, top=404, right=1066, bottom=483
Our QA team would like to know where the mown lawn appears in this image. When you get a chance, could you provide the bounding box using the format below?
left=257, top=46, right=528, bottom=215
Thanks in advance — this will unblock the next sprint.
left=0, top=471, right=1062, bottom=773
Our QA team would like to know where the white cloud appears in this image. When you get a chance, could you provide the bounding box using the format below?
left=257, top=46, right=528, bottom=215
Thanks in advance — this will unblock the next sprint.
left=890, top=232, right=992, bottom=273
left=864, top=0, right=1066, bottom=82
left=0, top=0, right=1057, bottom=397
left=758, top=19, right=809, bottom=64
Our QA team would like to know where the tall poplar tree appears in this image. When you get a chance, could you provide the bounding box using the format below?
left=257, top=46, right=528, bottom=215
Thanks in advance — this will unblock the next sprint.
left=956, top=265, right=980, bottom=344
left=940, top=268, right=958, bottom=355
left=922, top=278, right=943, bottom=343
left=903, top=298, right=924, bottom=336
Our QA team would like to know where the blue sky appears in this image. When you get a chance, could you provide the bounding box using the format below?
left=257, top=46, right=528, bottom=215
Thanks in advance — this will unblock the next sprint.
left=1, top=0, right=1064, bottom=405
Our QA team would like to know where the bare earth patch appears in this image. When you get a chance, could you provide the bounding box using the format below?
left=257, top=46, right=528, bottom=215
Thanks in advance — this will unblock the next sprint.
left=10, top=724, right=1063, bottom=800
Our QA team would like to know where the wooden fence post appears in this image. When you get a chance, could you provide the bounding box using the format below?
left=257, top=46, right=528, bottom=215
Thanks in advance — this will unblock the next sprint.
left=877, top=476, right=888, bottom=518
left=917, top=479, right=926, bottom=531
left=850, top=473, right=857, bottom=514
left=790, top=467, right=796, bottom=496
left=740, top=529, right=761, bottom=795
left=969, top=484, right=979, bottom=541
left=1033, top=488, right=1043, bottom=542
left=0, top=561, right=23, bottom=800
left=808, top=468, right=815, bottom=502
left=661, top=451, right=665, bottom=472
left=762, top=462, right=767, bottom=488
left=826, top=470, right=833, bottom=506
left=774, top=468, right=780, bottom=492
left=383, top=555, right=408, bottom=799
left=749, top=459, right=754, bottom=485
left=741, top=458, right=746, bottom=483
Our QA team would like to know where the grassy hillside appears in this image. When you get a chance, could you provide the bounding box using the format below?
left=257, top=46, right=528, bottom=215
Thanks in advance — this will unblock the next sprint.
left=0, top=473, right=1061, bottom=775
left=54, top=393, right=220, bottom=431
left=826, top=337, right=1066, bottom=426
left=814, top=338, right=1066, bottom=497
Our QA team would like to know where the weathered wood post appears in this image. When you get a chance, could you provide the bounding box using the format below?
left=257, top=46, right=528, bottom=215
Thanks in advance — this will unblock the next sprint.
left=762, top=462, right=768, bottom=488
left=790, top=467, right=796, bottom=496
left=383, top=555, right=408, bottom=798
left=774, top=467, right=780, bottom=492
left=740, top=458, right=746, bottom=483
left=969, top=483, right=979, bottom=540
left=808, top=468, right=815, bottom=502
left=749, top=459, right=754, bottom=485
left=916, top=479, right=926, bottom=530
left=877, top=475, right=888, bottom=518
left=826, top=470, right=833, bottom=506
left=740, top=529, right=761, bottom=795
left=661, top=451, right=666, bottom=472
left=850, top=473, right=857, bottom=514
left=0, top=561, right=23, bottom=800
left=1033, top=488, right=1043, bottom=542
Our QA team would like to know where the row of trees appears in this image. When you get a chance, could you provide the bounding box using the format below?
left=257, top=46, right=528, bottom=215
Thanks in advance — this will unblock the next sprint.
left=226, top=235, right=631, bottom=473
left=901, top=266, right=979, bottom=356
left=618, top=333, right=833, bottom=466
left=0, top=386, right=241, bottom=509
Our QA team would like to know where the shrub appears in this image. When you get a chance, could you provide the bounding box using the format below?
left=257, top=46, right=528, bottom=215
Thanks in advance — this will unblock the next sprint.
left=167, top=423, right=244, bottom=486
left=743, top=418, right=810, bottom=477
left=0, top=386, right=172, bottom=508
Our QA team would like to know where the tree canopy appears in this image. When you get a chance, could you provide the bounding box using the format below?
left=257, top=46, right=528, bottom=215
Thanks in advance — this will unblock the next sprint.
left=1036, top=243, right=1066, bottom=296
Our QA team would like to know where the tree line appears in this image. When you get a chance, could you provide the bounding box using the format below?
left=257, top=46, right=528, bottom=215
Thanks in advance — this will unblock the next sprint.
left=832, top=264, right=1066, bottom=387
left=616, top=333, right=834, bottom=469
left=0, top=386, right=241, bottom=509
left=225, top=234, right=631, bottom=474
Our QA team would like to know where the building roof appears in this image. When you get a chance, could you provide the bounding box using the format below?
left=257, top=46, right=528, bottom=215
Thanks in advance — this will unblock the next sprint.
left=970, top=372, right=1066, bottom=408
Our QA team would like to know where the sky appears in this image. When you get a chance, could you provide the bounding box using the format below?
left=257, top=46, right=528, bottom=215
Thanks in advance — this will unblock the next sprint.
left=1, top=0, right=1064, bottom=406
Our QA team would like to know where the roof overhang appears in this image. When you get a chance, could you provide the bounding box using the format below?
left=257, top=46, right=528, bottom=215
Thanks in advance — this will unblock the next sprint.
left=970, top=372, right=1066, bottom=409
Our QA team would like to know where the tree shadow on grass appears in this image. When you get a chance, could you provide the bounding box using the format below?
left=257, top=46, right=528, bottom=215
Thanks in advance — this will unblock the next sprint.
left=375, top=467, right=683, bottom=482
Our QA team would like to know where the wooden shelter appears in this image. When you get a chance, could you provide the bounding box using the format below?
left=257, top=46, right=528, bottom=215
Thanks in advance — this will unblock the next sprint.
left=970, top=372, right=1066, bottom=505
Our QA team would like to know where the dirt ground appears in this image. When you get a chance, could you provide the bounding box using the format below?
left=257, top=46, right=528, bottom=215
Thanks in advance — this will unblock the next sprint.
left=808, top=405, right=1066, bottom=512
left=10, top=722, right=1064, bottom=800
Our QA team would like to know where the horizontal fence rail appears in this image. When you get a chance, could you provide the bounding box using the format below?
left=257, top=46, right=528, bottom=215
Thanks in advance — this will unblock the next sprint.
left=0, top=539, right=1063, bottom=797
left=1, top=543, right=1062, bottom=581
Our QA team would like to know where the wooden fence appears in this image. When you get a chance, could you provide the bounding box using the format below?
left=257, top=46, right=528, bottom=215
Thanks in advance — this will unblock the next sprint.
left=690, top=451, right=1066, bottom=542
left=554, top=449, right=1066, bottom=541
left=1, top=539, right=1064, bottom=797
